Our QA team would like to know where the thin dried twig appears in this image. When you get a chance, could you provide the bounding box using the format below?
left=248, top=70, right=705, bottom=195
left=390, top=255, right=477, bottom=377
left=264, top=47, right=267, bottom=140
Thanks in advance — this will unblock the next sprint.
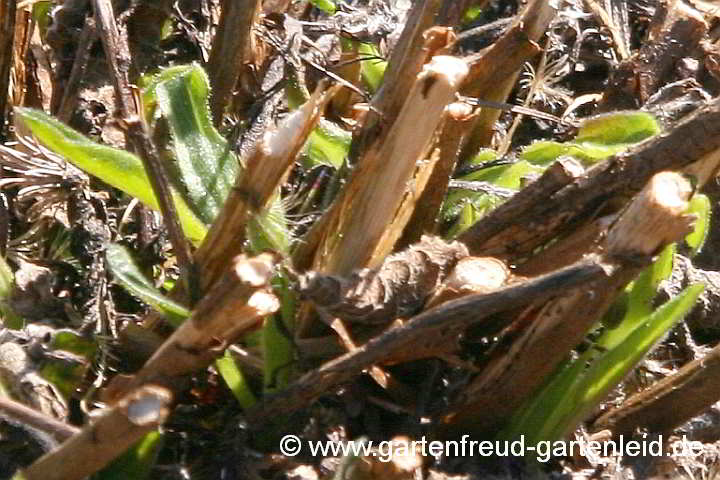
left=20, top=386, right=172, bottom=480
left=194, top=85, right=336, bottom=292
left=592, top=341, right=720, bottom=437
left=0, top=0, right=16, bottom=136
left=92, top=0, right=195, bottom=295
left=208, top=0, right=261, bottom=123
left=299, top=56, right=468, bottom=277
left=458, top=0, right=556, bottom=159
left=0, top=395, right=79, bottom=443
left=55, top=19, right=96, bottom=122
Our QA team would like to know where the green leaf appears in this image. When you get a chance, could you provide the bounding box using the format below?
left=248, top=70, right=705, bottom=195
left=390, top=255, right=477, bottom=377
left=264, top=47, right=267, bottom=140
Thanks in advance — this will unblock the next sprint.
left=96, top=431, right=164, bottom=480
left=147, top=64, right=238, bottom=224
left=304, top=119, right=351, bottom=169
left=262, top=271, right=295, bottom=392
left=51, top=331, right=98, bottom=359
left=574, top=111, right=661, bottom=146
left=505, top=283, right=703, bottom=446
left=215, top=351, right=256, bottom=409
left=0, top=255, right=22, bottom=329
left=559, top=283, right=704, bottom=439
left=358, top=43, right=387, bottom=93
left=14, top=107, right=207, bottom=245
left=106, top=243, right=190, bottom=327
left=247, top=196, right=291, bottom=255
left=520, top=111, right=661, bottom=166
left=310, top=0, right=337, bottom=14
left=685, top=194, right=711, bottom=256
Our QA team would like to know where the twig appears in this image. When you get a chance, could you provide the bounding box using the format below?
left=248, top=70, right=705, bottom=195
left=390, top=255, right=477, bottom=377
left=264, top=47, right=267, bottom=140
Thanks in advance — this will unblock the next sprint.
left=0, top=0, right=16, bottom=137
left=91, top=0, right=195, bottom=297
left=105, top=254, right=279, bottom=400
left=207, top=0, right=261, bottom=124
left=0, top=395, right=79, bottom=443
left=300, top=55, right=468, bottom=277
left=249, top=258, right=611, bottom=422
left=458, top=0, right=555, bottom=160
left=20, top=386, right=172, bottom=480
left=348, top=0, right=442, bottom=163
left=396, top=102, right=475, bottom=248
left=55, top=19, right=96, bottom=122
left=592, top=341, right=720, bottom=437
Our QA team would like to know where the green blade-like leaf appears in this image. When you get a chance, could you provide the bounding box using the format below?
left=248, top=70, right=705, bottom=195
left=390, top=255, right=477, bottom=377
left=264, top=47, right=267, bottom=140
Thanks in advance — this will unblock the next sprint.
left=599, top=244, right=675, bottom=351
left=14, top=107, right=207, bottom=245
left=304, top=119, right=351, bottom=168
left=106, top=243, right=190, bottom=327
left=215, top=351, right=256, bottom=409
left=506, top=284, right=703, bottom=447
left=150, top=64, right=238, bottom=224
left=520, top=111, right=661, bottom=166
left=685, top=194, right=711, bottom=256
left=553, top=283, right=705, bottom=440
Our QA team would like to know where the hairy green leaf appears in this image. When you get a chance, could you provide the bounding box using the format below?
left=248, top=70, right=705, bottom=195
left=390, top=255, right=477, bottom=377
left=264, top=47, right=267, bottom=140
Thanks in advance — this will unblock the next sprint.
left=15, top=107, right=207, bottom=245
left=106, top=243, right=189, bottom=327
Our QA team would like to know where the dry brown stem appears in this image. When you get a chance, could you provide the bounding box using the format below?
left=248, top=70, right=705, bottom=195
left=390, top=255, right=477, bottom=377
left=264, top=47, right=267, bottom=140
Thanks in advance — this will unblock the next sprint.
left=439, top=172, right=695, bottom=437
left=601, top=0, right=708, bottom=110
left=107, top=254, right=278, bottom=400
left=397, top=101, right=476, bottom=248
left=92, top=0, right=194, bottom=290
left=298, top=236, right=469, bottom=325
left=0, top=395, right=79, bottom=443
left=592, top=341, right=720, bottom=437
left=20, top=386, right=172, bottom=480
left=306, top=56, right=468, bottom=277
left=208, top=0, right=261, bottom=123
left=0, top=0, right=16, bottom=135
left=458, top=0, right=555, bottom=159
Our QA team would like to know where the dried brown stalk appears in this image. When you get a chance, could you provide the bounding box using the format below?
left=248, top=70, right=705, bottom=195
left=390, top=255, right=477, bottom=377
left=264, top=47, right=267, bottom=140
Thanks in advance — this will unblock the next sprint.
left=0, top=395, right=79, bottom=443
left=303, top=56, right=468, bottom=277
left=458, top=0, right=555, bottom=159
left=92, top=0, right=194, bottom=290
left=249, top=258, right=611, bottom=422
left=397, top=101, right=476, bottom=248
left=194, top=85, right=336, bottom=292
left=350, top=0, right=442, bottom=156
left=439, top=172, right=695, bottom=437
left=208, top=0, right=261, bottom=123
left=298, top=236, right=469, bottom=325
left=20, top=386, right=172, bottom=480
left=107, top=254, right=279, bottom=400
left=55, top=20, right=96, bottom=122
left=0, top=0, right=16, bottom=135
left=458, top=95, right=720, bottom=259
left=592, top=341, right=720, bottom=437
